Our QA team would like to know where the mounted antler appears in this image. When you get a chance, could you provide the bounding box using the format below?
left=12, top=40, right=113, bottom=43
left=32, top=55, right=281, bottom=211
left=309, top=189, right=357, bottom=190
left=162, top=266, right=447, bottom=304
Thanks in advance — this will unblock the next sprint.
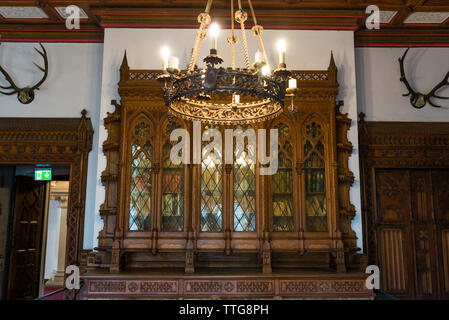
left=399, top=48, right=449, bottom=109
left=0, top=42, right=49, bottom=104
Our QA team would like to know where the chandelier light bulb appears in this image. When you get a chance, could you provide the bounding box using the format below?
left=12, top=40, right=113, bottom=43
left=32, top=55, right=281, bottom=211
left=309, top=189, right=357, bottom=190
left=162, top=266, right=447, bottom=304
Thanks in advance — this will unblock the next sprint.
left=277, top=39, right=286, bottom=65
left=161, top=46, right=170, bottom=70
left=209, top=23, right=220, bottom=50
left=288, top=78, right=297, bottom=89
left=262, top=65, right=270, bottom=76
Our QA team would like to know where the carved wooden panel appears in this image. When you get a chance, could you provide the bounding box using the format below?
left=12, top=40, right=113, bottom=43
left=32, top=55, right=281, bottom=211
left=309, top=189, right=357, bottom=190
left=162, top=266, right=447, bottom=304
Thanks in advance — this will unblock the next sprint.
left=378, top=228, right=408, bottom=293
left=82, top=273, right=373, bottom=299
left=359, top=119, right=449, bottom=299
left=375, top=170, right=412, bottom=295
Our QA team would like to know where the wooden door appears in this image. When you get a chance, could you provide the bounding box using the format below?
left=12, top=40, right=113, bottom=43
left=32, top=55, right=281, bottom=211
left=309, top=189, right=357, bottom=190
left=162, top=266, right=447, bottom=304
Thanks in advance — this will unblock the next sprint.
left=375, top=169, right=415, bottom=297
left=7, top=177, right=47, bottom=300
left=374, top=169, right=449, bottom=299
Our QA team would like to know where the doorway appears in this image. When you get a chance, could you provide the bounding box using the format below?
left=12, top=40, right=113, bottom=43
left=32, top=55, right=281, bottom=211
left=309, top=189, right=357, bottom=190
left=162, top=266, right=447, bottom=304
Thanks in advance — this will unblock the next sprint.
left=3, top=165, right=70, bottom=300
left=0, top=114, right=93, bottom=300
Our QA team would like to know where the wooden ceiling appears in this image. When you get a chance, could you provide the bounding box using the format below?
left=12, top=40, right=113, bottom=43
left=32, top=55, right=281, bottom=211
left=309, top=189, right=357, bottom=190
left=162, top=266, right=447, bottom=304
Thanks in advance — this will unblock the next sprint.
left=0, top=0, right=448, bottom=46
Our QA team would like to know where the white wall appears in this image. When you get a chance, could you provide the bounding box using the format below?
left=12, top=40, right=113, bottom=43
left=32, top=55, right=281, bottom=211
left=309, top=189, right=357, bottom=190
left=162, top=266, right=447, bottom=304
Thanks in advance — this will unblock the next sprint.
left=356, top=47, right=449, bottom=121
left=97, top=28, right=363, bottom=250
left=44, top=200, right=60, bottom=279
left=0, top=43, right=104, bottom=249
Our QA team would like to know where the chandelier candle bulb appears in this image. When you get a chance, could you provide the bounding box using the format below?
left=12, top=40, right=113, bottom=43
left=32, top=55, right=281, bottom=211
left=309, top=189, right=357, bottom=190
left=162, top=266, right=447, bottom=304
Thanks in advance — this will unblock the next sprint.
left=277, top=39, right=286, bottom=65
left=161, top=46, right=170, bottom=71
left=289, top=78, right=297, bottom=89
left=210, top=23, right=220, bottom=50
left=233, top=94, right=240, bottom=104
left=168, top=56, right=179, bottom=69
left=262, top=65, right=270, bottom=76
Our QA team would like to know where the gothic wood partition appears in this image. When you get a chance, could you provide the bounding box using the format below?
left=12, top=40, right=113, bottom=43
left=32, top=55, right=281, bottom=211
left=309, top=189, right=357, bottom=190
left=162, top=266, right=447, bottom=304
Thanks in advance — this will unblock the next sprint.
left=81, top=54, right=371, bottom=299
left=0, top=112, right=93, bottom=298
left=359, top=115, right=449, bottom=299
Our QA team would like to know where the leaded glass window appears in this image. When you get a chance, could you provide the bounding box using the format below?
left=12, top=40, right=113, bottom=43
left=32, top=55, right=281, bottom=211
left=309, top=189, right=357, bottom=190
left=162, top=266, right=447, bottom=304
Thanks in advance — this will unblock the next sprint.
left=304, top=121, right=328, bottom=232
left=161, top=121, right=184, bottom=232
left=129, top=121, right=152, bottom=231
left=272, top=122, right=295, bottom=232
left=233, top=126, right=256, bottom=232
left=200, top=125, right=223, bottom=231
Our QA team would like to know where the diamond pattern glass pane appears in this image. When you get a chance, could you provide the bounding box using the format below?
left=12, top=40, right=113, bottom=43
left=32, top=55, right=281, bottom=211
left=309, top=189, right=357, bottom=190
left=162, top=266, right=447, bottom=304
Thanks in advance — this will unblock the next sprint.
left=304, top=130, right=328, bottom=232
left=129, top=125, right=152, bottom=231
left=234, top=149, right=256, bottom=232
left=201, top=145, right=223, bottom=232
left=162, top=126, right=184, bottom=231
left=272, top=152, right=295, bottom=231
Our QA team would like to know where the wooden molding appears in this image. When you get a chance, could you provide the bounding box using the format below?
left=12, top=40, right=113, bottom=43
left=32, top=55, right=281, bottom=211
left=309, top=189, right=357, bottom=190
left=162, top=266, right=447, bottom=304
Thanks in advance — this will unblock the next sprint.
left=0, top=1, right=449, bottom=45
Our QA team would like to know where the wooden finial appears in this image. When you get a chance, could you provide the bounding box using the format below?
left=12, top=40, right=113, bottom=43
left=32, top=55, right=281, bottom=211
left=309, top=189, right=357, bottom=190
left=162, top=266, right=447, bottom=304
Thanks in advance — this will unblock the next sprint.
left=81, top=109, right=87, bottom=118
left=120, top=50, right=129, bottom=71
left=328, top=50, right=337, bottom=71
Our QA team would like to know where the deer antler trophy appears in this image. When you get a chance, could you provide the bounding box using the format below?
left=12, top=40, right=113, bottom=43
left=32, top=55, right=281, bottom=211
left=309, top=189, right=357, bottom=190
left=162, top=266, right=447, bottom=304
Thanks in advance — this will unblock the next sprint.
left=399, top=48, right=449, bottom=109
left=0, top=42, right=49, bottom=104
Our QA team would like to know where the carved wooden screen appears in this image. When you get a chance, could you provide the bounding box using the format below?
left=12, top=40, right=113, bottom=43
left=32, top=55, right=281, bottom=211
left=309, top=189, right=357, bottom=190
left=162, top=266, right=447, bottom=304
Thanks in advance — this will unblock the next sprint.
left=128, top=118, right=153, bottom=231
left=233, top=125, right=256, bottom=232
left=271, top=121, right=295, bottom=232
left=93, top=55, right=366, bottom=278
left=303, top=119, right=328, bottom=232
left=161, top=120, right=184, bottom=232
left=200, top=125, right=223, bottom=232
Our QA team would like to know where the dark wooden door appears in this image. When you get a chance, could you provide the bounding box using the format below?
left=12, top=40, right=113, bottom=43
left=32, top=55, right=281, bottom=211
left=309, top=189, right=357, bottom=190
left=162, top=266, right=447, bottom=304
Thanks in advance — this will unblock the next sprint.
left=7, top=177, right=47, bottom=300
left=374, top=169, right=449, bottom=299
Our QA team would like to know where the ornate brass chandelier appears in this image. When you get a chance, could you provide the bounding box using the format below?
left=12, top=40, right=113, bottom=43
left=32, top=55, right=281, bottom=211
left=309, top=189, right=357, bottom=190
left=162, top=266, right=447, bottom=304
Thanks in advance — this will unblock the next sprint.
left=158, top=0, right=298, bottom=124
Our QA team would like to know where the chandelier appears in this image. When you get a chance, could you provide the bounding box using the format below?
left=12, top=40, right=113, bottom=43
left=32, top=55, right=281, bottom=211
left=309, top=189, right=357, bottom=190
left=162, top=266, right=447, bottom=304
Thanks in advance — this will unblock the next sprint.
left=158, top=0, right=298, bottom=124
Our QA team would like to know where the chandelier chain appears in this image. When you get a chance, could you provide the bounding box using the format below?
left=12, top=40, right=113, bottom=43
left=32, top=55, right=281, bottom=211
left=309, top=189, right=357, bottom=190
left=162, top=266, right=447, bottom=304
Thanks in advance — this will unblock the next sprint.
left=248, top=0, right=268, bottom=65
left=230, top=0, right=236, bottom=70
left=188, top=0, right=214, bottom=72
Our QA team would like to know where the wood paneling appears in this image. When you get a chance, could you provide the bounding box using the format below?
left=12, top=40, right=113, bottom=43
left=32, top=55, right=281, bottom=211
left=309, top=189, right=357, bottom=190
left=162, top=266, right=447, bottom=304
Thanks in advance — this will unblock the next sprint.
left=379, top=229, right=407, bottom=293
left=359, top=118, right=449, bottom=299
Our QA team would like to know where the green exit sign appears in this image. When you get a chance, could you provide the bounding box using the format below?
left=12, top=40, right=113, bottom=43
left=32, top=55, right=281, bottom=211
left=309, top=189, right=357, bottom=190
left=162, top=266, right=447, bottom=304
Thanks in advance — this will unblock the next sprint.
left=35, top=169, right=52, bottom=181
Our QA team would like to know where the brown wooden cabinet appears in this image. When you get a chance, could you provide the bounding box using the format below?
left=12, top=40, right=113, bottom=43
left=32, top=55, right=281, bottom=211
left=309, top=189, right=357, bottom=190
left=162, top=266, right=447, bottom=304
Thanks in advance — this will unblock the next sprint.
left=87, top=53, right=364, bottom=281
